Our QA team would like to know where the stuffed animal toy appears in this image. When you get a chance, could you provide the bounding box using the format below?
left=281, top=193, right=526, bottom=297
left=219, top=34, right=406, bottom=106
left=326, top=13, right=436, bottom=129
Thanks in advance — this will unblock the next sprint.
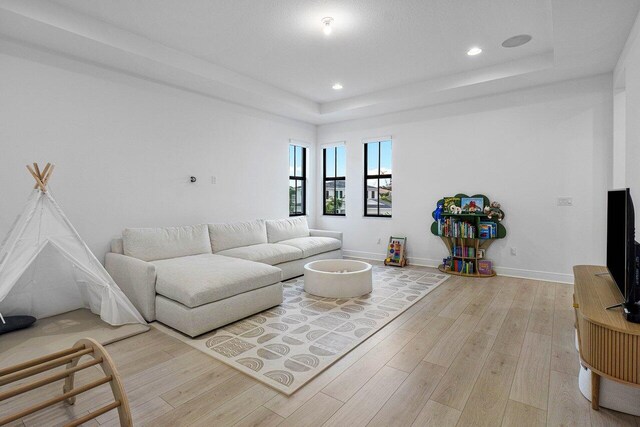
left=434, top=202, right=444, bottom=221
left=450, top=205, right=463, bottom=214
left=484, top=201, right=504, bottom=221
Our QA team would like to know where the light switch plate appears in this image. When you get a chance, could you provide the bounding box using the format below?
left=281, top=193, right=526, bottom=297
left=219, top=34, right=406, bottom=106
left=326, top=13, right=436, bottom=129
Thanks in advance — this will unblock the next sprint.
left=557, top=197, right=573, bottom=206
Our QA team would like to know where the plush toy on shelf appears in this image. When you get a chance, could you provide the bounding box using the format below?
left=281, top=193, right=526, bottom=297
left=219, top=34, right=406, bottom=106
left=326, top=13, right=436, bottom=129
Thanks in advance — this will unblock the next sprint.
left=449, top=205, right=463, bottom=214
left=434, top=202, right=444, bottom=221
left=484, top=201, right=504, bottom=221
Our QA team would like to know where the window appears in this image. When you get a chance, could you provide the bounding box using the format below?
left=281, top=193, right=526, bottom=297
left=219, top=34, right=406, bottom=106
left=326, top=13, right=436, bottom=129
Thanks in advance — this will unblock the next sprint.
left=364, top=139, right=392, bottom=217
left=323, top=145, right=346, bottom=215
left=289, top=144, right=306, bottom=216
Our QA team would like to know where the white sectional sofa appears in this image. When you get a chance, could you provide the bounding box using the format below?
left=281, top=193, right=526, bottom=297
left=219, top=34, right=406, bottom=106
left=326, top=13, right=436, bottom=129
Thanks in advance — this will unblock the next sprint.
left=105, top=217, right=342, bottom=336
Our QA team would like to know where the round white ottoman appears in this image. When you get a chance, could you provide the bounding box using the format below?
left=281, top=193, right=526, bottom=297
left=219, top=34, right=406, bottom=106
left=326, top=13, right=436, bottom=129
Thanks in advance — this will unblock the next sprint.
left=304, top=259, right=373, bottom=298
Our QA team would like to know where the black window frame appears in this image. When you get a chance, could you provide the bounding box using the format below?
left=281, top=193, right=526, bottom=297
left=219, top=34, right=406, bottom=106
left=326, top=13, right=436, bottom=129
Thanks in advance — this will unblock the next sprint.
left=323, top=145, right=346, bottom=216
left=364, top=140, right=392, bottom=218
left=289, top=144, right=306, bottom=216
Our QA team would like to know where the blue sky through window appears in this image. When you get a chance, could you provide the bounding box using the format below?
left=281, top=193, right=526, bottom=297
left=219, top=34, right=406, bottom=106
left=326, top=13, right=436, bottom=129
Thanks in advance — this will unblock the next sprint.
left=365, top=140, right=392, bottom=216
left=326, top=147, right=335, bottom=177
left=367, top=140, right=392, bottom=175
left=336, top=146, right=346, bottom=176
left=380, top=140, right=392, bottom=174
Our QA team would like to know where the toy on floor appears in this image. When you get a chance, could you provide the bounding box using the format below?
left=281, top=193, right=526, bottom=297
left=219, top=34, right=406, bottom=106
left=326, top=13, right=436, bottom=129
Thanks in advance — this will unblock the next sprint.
left=384, top=236, right=407, bottom=267
left=0, top=338, right=133, bottom=426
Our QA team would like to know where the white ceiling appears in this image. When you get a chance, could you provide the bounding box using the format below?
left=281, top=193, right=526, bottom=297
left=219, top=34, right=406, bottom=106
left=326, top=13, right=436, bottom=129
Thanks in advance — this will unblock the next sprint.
left=0, top=0, right=639, bottom=123
left=48, top=0, right=555, bottom=103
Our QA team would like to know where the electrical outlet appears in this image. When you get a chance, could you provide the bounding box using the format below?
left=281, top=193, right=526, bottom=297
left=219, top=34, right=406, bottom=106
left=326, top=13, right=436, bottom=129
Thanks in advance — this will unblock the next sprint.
left=557, top=197, right=573, bottom=206
left=377, top=238, right=381, bottom=245
left=510, top=247, right=517, bottom=256
left=211, top=176, right=217, bottom=185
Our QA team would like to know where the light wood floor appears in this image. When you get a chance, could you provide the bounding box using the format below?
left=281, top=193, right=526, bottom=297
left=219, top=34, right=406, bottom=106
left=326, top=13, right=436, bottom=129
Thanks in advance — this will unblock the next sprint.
left=3, top=267, right=640, bottom=426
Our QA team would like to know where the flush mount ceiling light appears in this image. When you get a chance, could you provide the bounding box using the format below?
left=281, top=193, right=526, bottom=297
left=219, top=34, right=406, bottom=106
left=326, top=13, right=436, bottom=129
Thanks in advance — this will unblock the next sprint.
left=332, top=83, right=343, bottom=90
left=322, top=17, right=334, bottom=35
left=467, top=47, right=482, bottom=56
left=502, top=34, right=533, bottom=48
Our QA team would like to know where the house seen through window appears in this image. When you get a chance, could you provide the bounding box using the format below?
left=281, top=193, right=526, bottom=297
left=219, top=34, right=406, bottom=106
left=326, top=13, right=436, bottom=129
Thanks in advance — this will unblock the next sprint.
left=364, top=139, right=392, bottom=217
left=289, top=144, right=306, bottom=216
left=323, top=145, right=346, bottom=215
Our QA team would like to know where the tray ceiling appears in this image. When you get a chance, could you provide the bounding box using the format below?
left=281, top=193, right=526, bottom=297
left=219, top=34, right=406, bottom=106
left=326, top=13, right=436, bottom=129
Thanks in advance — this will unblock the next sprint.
left=1, top=0, right=638, bottom=123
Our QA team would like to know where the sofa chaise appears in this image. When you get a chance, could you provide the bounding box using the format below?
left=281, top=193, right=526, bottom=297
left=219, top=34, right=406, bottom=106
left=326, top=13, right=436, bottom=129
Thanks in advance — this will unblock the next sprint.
left=105, top=217, right=342, bottom=336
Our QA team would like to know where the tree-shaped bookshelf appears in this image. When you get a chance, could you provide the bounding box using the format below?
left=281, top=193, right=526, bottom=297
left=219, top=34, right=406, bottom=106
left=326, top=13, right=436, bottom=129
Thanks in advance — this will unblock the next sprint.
left=431, top=193, right=506, bottom=277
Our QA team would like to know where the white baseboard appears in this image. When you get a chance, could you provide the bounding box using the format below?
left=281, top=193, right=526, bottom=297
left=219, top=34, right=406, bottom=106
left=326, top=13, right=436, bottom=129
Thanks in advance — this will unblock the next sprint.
left=342, top=249, right=574, bottom=284
left=343, top=250, right=388, bottom=262
left=492, top=266, right=574, bottom=284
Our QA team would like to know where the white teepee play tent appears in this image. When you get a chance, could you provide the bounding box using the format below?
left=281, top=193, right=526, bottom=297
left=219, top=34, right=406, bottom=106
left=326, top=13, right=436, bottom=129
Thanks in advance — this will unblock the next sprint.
left=0, top=163, right=146, bottom=325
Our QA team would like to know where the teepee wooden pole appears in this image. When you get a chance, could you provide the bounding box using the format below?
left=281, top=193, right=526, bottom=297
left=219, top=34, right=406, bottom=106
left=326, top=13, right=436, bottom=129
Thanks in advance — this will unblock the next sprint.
left=33, top=163, right=41, bottom=180
left=26, top=165, right=46, bottom=192
left=41, top=164, right=55, bottom=187
left=28, top=163, right=54, bottom=191
left=35, top=163, right=51, bottom=190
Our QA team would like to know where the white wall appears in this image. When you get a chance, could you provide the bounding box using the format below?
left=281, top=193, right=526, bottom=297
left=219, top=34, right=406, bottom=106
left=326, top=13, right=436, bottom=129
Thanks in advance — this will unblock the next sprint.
left=613, top=89, right=626, bottom=189
left=0, top=42, right=619, bottom=283
left=316, top=75, right=613, bottom=282
left=0, top=51, right=316, bottom=262
left=616, top=11, right=640, bottom=229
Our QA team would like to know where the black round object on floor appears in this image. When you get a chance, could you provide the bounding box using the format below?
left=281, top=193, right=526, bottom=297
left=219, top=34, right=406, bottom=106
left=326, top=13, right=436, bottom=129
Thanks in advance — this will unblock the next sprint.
left=0, top=316, right=37, bottom=335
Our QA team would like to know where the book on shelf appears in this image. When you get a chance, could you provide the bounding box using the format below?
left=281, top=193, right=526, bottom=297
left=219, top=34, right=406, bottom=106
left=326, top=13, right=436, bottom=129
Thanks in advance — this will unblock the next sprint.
left=478, top=260, right=492, bottom=275
left=478, top=221, right=497, bottom=239
left=460, top=197, right=484, bottom=214
left=451, top=259, right=474, bottom=274
left=443, top=197, right=461, bottom=213
left=437, top=217, right=476, bottom=238
left=452, top=245, right=475, bottom=258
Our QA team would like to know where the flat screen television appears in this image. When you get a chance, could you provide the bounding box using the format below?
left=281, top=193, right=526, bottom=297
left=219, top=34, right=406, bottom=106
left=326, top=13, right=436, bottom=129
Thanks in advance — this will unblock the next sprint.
left=606, top=188, right=640, bottom=322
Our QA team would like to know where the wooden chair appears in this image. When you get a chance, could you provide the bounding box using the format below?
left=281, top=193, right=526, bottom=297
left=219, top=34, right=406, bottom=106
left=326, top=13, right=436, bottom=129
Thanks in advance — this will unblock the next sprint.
left=0, top=338, right=132, bottom=426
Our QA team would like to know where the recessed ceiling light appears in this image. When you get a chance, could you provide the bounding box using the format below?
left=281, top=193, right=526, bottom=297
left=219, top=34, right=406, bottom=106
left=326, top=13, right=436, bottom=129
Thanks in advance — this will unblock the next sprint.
left=322, top=17, right=334, bottom=35
left=332, top=83, right=343, bottom=90
left=467, top=47, right=482, bottom=56
left=502, top=34, right=532, bottom=48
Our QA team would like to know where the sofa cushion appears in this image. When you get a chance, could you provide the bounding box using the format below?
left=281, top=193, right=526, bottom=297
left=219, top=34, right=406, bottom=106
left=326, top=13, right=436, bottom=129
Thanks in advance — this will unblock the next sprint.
left=208, top=220, right=268, bottom=253
left=151, top=254, right=282, bottom=308
left=265, top=217, right=310, bottom=243
left=111, top=238, right=124, bottom=254
left=123, top=224, right=211, bottom=262
left=217, top=243, right=303, bottom=265
left=278, top=236, right=342, bottom=258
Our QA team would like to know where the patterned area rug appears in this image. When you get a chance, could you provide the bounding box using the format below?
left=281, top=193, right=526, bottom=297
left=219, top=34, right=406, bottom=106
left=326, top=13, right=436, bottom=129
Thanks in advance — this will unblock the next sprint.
left=154, top=265, right=448, bottom=395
